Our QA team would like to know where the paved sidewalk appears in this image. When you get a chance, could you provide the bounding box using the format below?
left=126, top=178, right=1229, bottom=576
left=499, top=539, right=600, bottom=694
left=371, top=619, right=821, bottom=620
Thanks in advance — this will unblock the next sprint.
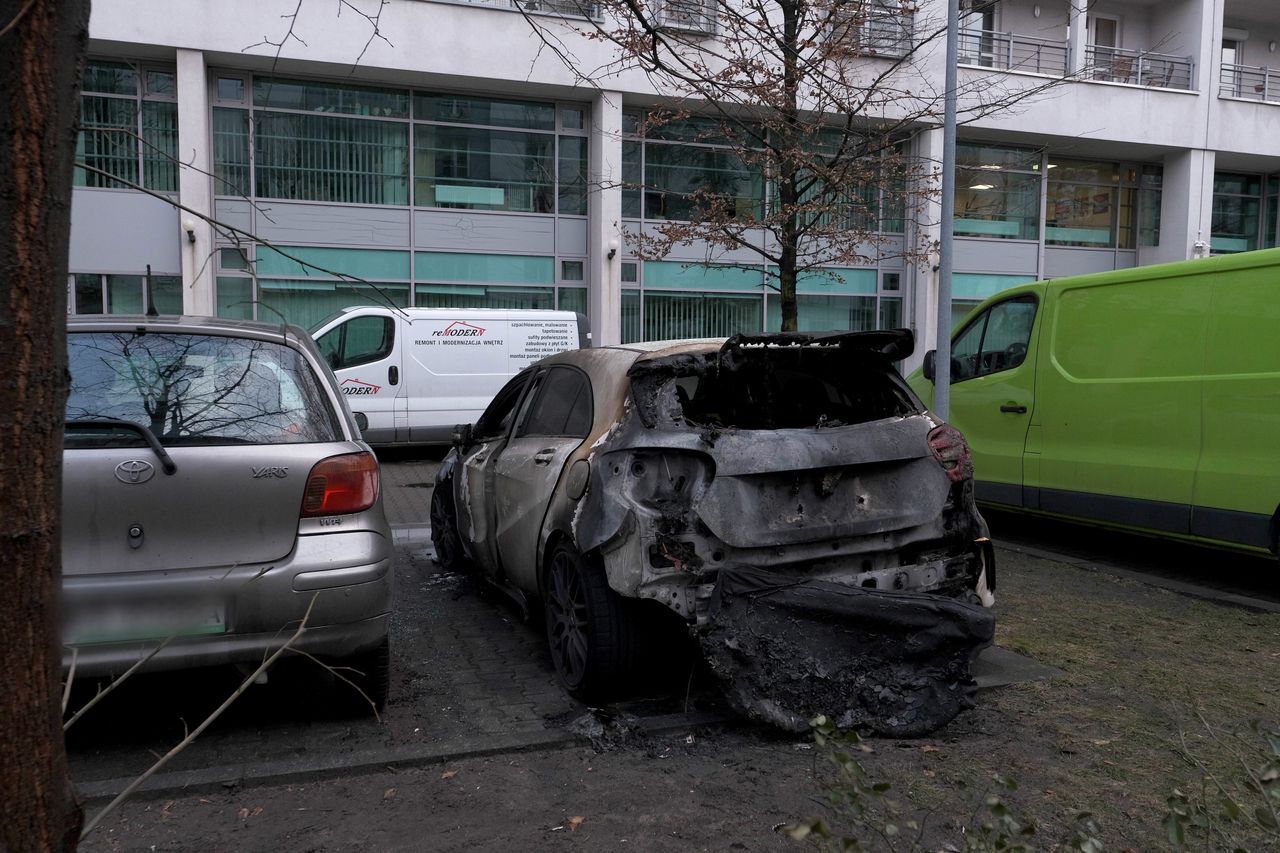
left=377, top=454, right=438, bottom=530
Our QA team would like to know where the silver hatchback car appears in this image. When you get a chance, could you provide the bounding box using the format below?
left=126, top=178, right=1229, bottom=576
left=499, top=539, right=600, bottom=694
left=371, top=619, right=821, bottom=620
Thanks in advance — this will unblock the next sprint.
left=62, top=316, right=393, bottom=708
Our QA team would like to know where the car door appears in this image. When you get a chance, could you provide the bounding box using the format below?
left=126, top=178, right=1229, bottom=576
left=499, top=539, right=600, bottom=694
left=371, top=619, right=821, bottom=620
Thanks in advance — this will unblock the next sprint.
left=455, top=369, right=536, bottom=577
left=314, top=312, right=405, bottom=443
left=945, top=294, right=1039, bottom=507
left=490, top=365, right=593, bottom=590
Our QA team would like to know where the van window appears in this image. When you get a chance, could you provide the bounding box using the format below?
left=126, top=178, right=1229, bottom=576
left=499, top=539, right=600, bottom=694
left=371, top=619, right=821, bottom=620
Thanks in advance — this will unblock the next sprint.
left=516, top=367, right=592, bottom=438
left=316, top=316, right=394, bottom=370
left=951, top=295, right=1037, bottom=382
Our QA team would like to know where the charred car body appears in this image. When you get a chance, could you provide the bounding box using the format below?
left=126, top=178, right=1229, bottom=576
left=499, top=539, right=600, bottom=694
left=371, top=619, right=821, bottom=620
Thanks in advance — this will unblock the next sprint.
left=432, top=330, right=995, bottom=735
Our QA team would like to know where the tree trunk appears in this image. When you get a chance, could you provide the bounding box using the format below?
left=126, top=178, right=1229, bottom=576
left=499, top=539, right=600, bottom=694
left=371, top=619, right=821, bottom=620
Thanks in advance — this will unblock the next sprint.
left=0, top=1, right=91, bottom=850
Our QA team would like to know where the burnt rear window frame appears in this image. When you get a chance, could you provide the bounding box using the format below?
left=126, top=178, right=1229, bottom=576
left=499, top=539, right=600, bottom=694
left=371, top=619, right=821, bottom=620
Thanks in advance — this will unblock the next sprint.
left=628, top=344, right=922, bottom=431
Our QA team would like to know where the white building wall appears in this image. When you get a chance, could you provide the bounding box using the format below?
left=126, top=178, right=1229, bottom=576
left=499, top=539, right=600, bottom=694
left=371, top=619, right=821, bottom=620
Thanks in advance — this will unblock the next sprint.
left=73, top=0, right=1280, bottom=346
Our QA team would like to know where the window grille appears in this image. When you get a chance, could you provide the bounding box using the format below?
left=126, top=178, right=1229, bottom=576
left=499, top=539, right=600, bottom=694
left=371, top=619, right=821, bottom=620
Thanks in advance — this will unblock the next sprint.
left=655, top=0, right=718, bottom=35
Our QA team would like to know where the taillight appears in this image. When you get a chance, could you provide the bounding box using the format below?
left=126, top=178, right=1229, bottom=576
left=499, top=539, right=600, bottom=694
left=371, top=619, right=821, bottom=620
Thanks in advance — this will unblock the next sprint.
left=927, top=424, right=973, bottom=483
left=300, top=452, right=380, bottom=517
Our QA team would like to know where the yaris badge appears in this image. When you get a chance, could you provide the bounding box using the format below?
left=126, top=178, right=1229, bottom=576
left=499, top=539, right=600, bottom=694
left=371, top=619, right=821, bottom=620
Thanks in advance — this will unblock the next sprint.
left=115, top=460, right=156, bottom=484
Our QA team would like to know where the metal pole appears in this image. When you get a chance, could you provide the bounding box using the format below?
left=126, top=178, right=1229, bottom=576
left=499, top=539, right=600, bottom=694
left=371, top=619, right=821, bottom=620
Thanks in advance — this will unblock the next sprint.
left=934, top=0, right=959, bottom=419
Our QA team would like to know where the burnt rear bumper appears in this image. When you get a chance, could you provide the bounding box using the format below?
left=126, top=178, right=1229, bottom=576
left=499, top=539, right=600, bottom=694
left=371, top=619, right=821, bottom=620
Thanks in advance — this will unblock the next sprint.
left=699, top=564, right=995, bottom=737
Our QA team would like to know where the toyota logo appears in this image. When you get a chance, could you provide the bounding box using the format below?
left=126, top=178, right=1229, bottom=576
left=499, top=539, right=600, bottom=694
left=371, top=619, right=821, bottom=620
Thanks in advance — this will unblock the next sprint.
left=115, top=460, right=156, bottom=484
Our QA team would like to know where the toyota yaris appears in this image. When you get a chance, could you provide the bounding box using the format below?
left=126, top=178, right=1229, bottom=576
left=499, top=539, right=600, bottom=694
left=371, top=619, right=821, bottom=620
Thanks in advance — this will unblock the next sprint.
left=63, top=315, right=393, bottom=710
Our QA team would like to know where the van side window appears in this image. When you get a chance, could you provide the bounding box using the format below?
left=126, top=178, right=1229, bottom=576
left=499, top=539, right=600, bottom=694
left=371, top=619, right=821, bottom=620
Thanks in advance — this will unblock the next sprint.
left=316, top=317, right=394, bottom=370
left=516, top=367, right=592, bottom=439
left=950, top=295, right=1037, bottom=382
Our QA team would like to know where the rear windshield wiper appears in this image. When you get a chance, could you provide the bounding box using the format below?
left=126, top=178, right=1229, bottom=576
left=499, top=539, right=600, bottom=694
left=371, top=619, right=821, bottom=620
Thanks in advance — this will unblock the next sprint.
left=65, top=418, right=177, bottom=475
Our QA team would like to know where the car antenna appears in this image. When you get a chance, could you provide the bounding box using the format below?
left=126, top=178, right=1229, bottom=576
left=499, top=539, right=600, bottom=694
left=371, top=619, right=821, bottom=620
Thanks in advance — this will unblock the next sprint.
left=145, top=264, right=159, bottom=316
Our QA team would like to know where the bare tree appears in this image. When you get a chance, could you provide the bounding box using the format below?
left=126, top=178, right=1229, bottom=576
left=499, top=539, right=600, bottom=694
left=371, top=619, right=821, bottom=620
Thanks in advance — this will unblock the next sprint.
left=525, top=0, right=1057, bottom=330
left=0, top=0, right=91, bottom=850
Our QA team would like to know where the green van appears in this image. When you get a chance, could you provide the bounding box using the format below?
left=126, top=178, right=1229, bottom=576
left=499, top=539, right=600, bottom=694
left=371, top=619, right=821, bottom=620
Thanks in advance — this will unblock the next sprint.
left=908, top=247, right=1280, bottom=558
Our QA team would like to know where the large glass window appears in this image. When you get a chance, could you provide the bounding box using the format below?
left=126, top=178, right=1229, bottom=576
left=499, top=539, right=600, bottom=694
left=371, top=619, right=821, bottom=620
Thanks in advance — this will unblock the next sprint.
left=414, top=284, right=555, bottom=310
left=642, top=144, right=764, bottom=221
left=412, top=91, right=585, bottom=215
left=71, top=273, right=182, bottom=315
left=1211, top=173, right=1263, bottom=254
left=620, top=262, right=904, bottom=343
left=1265, top=176, right=1278, bottom=250
left=1139, top=165, right=1162, bottom=247
left=636, top=292, right=763, bottom=341
left=212, top=107, right=250, bottom=197
left=414, top=125, right=553, bottom=212
left=626, top=113, right=766, bottom=223
left=209, top=76, right=587, bottom=213
left=955, top=143, right=1040, bottom=240
left=75, top=60, right=178, bottom=192
left=254, top=112, right=409, bottom=205
left=1045, top=159, right=1139, bottom=249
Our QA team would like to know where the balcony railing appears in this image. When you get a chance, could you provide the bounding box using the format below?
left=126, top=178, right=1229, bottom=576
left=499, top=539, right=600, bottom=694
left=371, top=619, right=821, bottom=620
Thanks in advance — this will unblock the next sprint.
left=828, top=3, right=915, bottom=58
left=958, top=29, right=1069, bottom=77
left=656, top=0, right=718, bottom=34
left=435, top=0, right=601, bottom=18
left=1220, top=63, right=1279, bottom=103
left=1084, top=45, right=1194, bottom=90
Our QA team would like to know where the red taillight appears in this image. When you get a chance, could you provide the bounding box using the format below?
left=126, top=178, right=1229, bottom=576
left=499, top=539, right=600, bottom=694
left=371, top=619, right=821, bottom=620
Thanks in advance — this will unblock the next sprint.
left=927, top=424, right=973, bottom=483
left=300, top=452, right=380, bottom=517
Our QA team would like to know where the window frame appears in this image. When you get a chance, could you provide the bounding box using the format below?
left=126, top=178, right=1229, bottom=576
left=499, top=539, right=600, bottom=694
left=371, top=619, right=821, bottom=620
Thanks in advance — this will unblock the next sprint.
left=949, top=293, right=1039, bottom=383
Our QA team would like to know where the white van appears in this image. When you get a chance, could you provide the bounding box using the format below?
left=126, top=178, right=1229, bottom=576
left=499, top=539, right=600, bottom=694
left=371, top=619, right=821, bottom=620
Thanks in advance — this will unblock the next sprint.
left=311, top=307, right=588, bottom=445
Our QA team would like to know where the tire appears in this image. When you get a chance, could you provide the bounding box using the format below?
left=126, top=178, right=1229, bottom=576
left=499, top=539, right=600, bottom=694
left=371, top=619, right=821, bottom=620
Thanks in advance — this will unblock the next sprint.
left=338, top=635, right=390, bottom=715
left=543, top=542, right=637, bottom=700
left=430, top=482, right=469, bottom=572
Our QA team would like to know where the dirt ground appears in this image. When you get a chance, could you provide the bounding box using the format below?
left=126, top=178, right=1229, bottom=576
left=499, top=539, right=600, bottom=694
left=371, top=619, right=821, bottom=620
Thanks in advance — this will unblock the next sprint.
left=77, top=546, right=1280, bottom=853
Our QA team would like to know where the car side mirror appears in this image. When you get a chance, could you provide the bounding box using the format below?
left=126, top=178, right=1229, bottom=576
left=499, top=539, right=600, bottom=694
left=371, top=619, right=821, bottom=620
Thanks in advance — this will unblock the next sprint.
left=452, top=423, right=473, bottom=448
left=922, top=350, right=937, bottom=383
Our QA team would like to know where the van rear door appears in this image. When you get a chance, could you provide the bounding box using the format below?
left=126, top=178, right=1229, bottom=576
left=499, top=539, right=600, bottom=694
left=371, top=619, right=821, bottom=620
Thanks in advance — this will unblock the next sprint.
left=313, top=310, right=406, bottom=443
left=1190, top=269, right=1280, bottom=549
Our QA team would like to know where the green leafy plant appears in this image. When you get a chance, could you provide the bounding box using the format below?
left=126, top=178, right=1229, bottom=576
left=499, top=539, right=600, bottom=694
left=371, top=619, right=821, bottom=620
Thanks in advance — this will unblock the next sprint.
left=1163, top=716, right=1280, bottom=852
left=783, top=715, right=1102, bottom=852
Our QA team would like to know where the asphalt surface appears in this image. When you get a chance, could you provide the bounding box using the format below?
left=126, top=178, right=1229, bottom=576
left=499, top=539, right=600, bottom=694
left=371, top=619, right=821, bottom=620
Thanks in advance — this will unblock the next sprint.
left=64, top=451, right=1275, bottom=803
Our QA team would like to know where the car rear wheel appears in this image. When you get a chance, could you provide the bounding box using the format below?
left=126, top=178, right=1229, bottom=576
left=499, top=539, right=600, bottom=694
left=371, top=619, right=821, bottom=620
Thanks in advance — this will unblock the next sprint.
left=544, top=542, right=636, bottom=699
left=430, top=482, right=469, bottom=572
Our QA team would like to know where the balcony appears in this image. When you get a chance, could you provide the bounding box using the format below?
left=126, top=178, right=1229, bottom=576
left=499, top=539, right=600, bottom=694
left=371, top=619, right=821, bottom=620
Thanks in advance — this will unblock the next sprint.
left=1084, top=45, right=1194, bottom=90
left=432, top=0, right=600, bottom=18
left=655, top=0, right=717, bottom=35
left=959, top=28, right=1068, bottom=77
left=1220, top=63, right=1280, bottom=103
left=828, top=2, right=915, bottom=58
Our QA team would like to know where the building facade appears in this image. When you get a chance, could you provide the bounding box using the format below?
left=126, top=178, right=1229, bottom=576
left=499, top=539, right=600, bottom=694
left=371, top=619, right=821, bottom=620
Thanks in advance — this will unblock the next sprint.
left=71, top=0, right=1280, bottom=369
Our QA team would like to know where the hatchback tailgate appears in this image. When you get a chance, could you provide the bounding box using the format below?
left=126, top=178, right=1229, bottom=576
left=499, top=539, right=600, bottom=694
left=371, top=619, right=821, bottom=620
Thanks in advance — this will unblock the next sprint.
left=62, top=444, right=325, bottom=575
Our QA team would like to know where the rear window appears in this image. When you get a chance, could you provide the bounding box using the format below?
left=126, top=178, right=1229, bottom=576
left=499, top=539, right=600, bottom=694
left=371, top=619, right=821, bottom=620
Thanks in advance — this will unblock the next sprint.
left=631, top=347, right=918, bottom=430
left=66, top=331, right=341, bottom=446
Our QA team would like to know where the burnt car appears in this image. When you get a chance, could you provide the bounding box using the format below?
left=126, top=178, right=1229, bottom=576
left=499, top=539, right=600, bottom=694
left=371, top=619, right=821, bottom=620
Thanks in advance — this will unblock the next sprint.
left=431, top=330, right=995, bottom=735
left=63, top=315, right=393, bottom=710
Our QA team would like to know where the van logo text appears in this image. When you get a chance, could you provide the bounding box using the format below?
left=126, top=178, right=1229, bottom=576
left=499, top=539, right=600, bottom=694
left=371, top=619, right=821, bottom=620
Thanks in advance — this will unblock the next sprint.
left=433, top=321, right=486, bottom=338
left=340, top=379, right=382, bottom=396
